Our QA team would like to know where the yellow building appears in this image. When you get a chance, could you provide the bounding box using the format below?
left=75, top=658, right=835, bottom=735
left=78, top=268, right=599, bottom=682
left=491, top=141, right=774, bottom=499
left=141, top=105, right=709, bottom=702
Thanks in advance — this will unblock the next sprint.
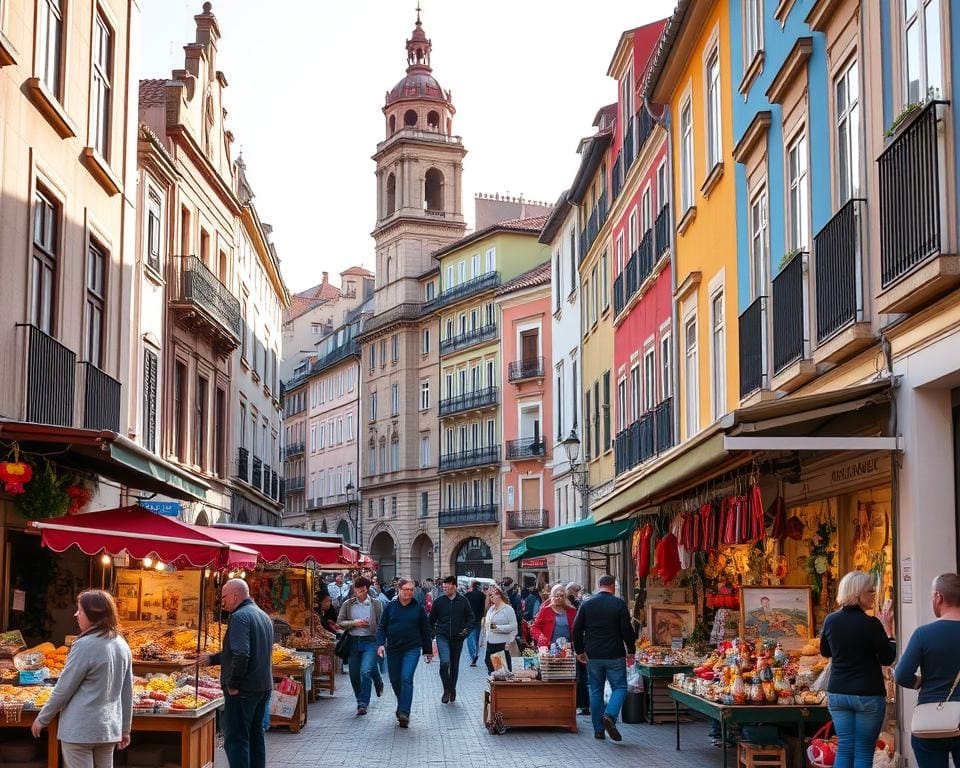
left=430, top=219, right=548, bottom=579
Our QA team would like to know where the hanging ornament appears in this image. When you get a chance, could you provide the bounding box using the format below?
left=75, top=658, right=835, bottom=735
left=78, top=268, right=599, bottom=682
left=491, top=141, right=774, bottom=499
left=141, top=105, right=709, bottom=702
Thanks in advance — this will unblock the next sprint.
left=64, top=485, right=92, bottom=514
left=0, top=445, right=33, bottom=494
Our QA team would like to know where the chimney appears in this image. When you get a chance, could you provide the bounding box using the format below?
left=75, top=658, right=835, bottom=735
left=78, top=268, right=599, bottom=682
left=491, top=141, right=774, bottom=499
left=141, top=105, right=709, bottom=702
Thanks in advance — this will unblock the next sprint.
left=322, top=271, right=329, bottom=285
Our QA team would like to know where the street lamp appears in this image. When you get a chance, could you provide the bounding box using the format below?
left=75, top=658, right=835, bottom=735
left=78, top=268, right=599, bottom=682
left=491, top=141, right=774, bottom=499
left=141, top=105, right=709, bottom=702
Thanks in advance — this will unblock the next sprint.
left=561, top=429, right=591, bottom=496
left=345, top=481, right=360, bottom=548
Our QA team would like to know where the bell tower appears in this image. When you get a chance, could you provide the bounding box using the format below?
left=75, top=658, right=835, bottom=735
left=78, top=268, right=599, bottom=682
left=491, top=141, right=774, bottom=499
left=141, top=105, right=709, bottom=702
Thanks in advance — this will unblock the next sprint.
left=371, top=8, right=466, bottom=312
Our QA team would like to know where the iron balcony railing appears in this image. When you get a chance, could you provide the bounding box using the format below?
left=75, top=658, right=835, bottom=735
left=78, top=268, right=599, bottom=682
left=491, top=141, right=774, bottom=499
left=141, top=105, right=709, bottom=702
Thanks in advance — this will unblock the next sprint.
left=637, top=229, right=654, bottom=285
left=439, top=504, right=498, bottom=527
left=80, top=362, right=120, bottom=431
left=612, top=152, right=624, bottom=200
left=739, top=296, right=767, bottom=398
left=879, top=100, right=949, bottom=287
left=506, top=509, right=549, bottom=530
left=614, top=398, right=675, bottom=476
left=263, top=464, right=272, bottom=496
left=636, top=107, right=654, bottom=157
left=508, top=357, right=544, bottom=382
left=175, top=256, right=242, bottom=340
left=284, top=442, right=305, bottom=459
left=772, top=252, right=807, bottom=374
left=251, top=456, right=263, bottom=491
left=598, top=192, right=608, bottom=228
left=311, top=340, right=359, bottom=373
left=815, top=199, right=867, bottom=344
left=426, top=271, right=501, bottom=311
left=623, top=116, right=636, bottom=170
left=578, top=228, right=588, bottom=265
left=439, top=446, right=501, bottom=473
left=237, top=447, right=249, bottom=481
left=613, top=273, right=625, bottom=316
left=624, top=251, right=638, bottom=297
left=506, top=437, right=548, bottom=460
left=655, top=205, right=671, bottom=256
left=271, top=470, right=279, bottom=500
left=21, top=324, right=75, bottom=427
left=440, top=322, right=497, bottom=355
left=654, top=398, right=673, bottom=454
left=285, top=476, right=305, bottom=492
left=439, top=386, right=499, bottom=417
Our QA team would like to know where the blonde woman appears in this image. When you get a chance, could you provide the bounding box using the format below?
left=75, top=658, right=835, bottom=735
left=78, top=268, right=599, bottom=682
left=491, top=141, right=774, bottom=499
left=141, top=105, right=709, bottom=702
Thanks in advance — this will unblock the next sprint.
left=483, top=586, right=518, bottom=672
left=819, top=571, right=896, bottom=768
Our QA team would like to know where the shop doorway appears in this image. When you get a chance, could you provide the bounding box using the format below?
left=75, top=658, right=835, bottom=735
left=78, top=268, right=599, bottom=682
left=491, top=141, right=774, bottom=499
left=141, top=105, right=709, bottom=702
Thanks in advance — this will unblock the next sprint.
left=370, top=531, right=397, bottom=583
left=336, top=519, right=351, bottom=546
left=453, top=537, right=493, bottom=579
left=410, top=534, right=434, bottom=583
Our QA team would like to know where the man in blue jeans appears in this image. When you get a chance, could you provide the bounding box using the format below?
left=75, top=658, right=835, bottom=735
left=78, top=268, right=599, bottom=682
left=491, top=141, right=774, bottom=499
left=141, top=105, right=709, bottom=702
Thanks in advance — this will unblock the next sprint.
left=196, top=578, right=273, bottom=768
left=377, top=577, right=434, bottom=727
left=336, top=577, right=385, bottom=716
left=429, top=576, right=476, bottom=702
left=572, top=575, right=636, bottom=742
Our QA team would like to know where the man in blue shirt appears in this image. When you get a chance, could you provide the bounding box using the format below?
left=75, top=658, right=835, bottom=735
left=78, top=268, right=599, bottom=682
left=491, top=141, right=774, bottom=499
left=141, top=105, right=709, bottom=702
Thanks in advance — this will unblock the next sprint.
left=377, top=577, right=433, bottom=727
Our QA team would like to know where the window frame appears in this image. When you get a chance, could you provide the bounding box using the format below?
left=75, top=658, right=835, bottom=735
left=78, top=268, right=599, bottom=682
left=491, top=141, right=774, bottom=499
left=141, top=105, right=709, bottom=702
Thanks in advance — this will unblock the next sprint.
left=749, top=186, right=769, bottom=301
left=683, top=312, right=699, bottom=439
left=786, top=131, right=810, bottom=252
left=31, top=186, right=60, bottom=336
left=85, top=239, right=107, bottom=367
left=37, top=0, right=65, bottom=98
left=90, top=9, right=112, bottom=160
left=705, top=49, right=722, bottom=171
left=709, top=288, right=726, bottom=421
left=744, top=0, right=763, bottom=66
left=834, top=57, right=861, bottom=205
left=902, top=0, right=943, bottom=103
left=679, top=99, right=694, bottom=212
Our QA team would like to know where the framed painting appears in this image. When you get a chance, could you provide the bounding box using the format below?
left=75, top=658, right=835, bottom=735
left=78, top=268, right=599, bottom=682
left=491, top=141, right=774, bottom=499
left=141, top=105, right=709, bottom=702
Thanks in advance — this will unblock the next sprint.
left=646, top=603, right=697, bottom=647
left=740, top=586, right=813, bottom=649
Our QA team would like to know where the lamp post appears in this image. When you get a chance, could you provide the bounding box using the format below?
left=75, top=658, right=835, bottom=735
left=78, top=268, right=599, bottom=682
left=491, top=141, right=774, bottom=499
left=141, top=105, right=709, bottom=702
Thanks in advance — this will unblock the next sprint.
left=345, top=481, right=360, bottom=550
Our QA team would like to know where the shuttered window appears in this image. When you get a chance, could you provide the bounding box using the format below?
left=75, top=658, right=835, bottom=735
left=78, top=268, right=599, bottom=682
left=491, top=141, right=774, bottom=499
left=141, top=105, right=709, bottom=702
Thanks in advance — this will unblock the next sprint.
left=143, top=349, right=158, bottom=452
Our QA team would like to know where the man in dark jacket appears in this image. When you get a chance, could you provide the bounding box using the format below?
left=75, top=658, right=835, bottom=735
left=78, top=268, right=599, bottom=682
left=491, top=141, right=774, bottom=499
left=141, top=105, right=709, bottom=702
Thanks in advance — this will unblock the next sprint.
left=465, top=581, right=487, bottom=666
left=377, top=577, right=433, bottom=727
left=429, top=576, right=475, bottom=703
left=197, top=578, right=273, bottom=768
left=572, top=574, right=635, bottom=742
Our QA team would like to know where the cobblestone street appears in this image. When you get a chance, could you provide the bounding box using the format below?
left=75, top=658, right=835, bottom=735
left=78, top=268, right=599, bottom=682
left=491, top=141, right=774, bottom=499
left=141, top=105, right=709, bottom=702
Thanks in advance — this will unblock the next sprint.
left=215, top=660, right=718, bottom=768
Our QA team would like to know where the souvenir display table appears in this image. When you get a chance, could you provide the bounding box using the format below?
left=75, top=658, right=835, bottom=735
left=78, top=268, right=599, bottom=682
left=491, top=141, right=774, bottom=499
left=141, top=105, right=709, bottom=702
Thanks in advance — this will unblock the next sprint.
left=483, top=679, right=577, bottom=734
left=270, top=660, right=312, bottom=733
left=636, top=663, right=694, bottom=724
left=668, top=685, right=829, bottom=768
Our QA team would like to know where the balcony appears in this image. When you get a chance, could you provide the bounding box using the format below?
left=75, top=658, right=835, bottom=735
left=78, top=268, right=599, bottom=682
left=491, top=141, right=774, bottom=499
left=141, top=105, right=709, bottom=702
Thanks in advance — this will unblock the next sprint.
left=77, top=362, right=121, bottom=431
left=613, top=273, right=625, bottom=316
left=655, top=205, right=671, bottom=256
left=439, top=446, right=501, bottom=473
left=877, top=100, right=959, bottom=313
left=739, top=296, right=767, bottom=399
left=439, top=504, right=498, bottom=527
left=654, top=398, right=674, bottom=454
left=771, top=253, right=816, bottom=391
left=251, top=456, right=263, bottom=491
left=170, top=256, right=242, bottom=353
left=624, top=251, right=638, bottom=298
left=271, top=470, right=279, bottom=500
left=21, top=324, right=75, bottom=427
left=508, top=357, right=544, bottom=383
left=440, top=322, right=497, bottom=355
left=813, top=198, right=873, bottom=363
left=506, top=509, right=549, bottom=530
left=284, top=442, right=305, bottom=459
left=506, top=436, right=548, bottom=460
left=637, top=229, right=654, bottom=285
left=623, top=116, right=636, bottom=171
left=237, top=447, right=249, bottom=482
left=636, top=108, right=654, bottom=157
left=426, top=271, right=501, bottom=312
left=612, top=152, right=623, bottom=200
left=439, top=386, right=499, bottom=417
left=614, top=398, right=675, bottom=477
left=285, top=476, right=305, bottom=492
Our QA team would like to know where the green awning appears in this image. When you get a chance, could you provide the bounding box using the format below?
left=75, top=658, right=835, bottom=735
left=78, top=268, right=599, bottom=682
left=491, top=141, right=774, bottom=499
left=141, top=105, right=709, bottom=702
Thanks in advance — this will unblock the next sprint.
left=508, top=515, right=637, bottom=562
left=108, top=439, right=208, bottom=501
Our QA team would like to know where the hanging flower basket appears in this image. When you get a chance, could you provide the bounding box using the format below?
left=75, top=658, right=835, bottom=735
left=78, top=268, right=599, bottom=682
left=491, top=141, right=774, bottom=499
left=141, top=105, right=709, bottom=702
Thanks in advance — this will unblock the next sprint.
left=14, top=460, right=70, bottom=520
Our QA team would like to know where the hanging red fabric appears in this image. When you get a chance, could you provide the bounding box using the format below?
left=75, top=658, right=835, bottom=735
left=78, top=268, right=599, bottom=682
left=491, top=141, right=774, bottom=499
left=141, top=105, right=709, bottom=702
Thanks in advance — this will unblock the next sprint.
left=769, top=495, right=786, bottom=541
left=749, top=484, right=765, bottom=542
left=634, top=523, right=654, bottom=579
left=722, top=497, right=735, bottom=545
left=701, top=502, right=719, bottom=551
left=654, top=532, right=682, bottom=584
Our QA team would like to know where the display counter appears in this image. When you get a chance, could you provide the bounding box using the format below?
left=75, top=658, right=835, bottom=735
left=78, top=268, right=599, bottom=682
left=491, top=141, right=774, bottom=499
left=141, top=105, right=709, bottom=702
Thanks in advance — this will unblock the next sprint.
left=667, top=685, right=829, bottom=768
left=483, top=679, right=577, bottom=734
left=130, top=699, right=221, bottom=768
left=270, top=662, right=312, bottom=733
left=636, top=663, right=694, bottom=724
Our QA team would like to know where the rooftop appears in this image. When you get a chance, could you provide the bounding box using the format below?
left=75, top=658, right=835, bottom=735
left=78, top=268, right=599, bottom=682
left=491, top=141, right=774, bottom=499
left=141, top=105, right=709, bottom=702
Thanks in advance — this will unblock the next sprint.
left=496, top=261, right=552, bottom=296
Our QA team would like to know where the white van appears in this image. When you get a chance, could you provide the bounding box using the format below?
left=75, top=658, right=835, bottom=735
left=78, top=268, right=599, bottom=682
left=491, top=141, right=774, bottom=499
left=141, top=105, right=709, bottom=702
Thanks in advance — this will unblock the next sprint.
left=456, top=576, right=496, bottom=593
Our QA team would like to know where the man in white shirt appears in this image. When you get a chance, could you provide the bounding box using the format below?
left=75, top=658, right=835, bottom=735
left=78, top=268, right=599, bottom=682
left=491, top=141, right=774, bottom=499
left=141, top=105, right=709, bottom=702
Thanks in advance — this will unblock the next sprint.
left=328, top=574, right=346, bottom=608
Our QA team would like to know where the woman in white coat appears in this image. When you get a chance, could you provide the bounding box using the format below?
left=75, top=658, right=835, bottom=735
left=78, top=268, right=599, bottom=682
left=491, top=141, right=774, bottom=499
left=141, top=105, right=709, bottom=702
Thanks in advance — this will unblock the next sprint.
left=483, top=585, right=518, bottom=672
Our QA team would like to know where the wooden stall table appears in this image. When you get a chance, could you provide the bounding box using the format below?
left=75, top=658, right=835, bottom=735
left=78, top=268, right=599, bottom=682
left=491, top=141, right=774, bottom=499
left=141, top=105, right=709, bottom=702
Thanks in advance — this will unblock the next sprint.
left=636, top=663, right=693, bottom=724
left=483, top=679, right=577, bottom=734
left=668, top=685, right=829, bottom=768
left=0, top=709, right=61, bottom=767
left=132, top=659, right=198, bottom=676
left=306, top=646, right=335, bottom=699
left=130, top=699, right=220, bottom=768
left=271, top=662, right=311, bottom=733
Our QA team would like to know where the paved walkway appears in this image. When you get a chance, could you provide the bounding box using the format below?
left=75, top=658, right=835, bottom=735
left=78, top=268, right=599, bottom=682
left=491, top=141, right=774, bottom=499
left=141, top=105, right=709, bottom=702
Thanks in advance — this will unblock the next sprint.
left=215, top=658, right=720, bottom=768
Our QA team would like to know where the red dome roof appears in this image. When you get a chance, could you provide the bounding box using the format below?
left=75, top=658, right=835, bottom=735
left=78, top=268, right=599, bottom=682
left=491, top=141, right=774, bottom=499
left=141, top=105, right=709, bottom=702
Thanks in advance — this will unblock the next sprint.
left=386, top=71, right=447, bottom=106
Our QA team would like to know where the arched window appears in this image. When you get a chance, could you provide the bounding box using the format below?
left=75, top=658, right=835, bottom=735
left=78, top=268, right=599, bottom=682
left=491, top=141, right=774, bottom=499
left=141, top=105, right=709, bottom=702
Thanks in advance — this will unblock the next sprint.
left=388, top=114, right=396, bottom=135
left=386, top=173, right=396, bottom=215
left=404, top=109, right=417, bottom=127
left=425, top=168, right=444, bottom=211
left=454, top=537, right=493, bottom=579
left=427, top=110, right=440, bottom=130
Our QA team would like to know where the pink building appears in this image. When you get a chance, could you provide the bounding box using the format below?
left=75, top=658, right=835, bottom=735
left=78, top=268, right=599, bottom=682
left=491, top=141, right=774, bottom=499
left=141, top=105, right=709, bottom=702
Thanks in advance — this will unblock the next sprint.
left=495, top=263, right=554, bottom=586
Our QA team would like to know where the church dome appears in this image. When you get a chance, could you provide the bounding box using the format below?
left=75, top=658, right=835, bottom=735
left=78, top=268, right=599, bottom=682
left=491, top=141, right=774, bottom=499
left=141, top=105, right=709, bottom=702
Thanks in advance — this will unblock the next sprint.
left=386, top=71, right=446, bottom=106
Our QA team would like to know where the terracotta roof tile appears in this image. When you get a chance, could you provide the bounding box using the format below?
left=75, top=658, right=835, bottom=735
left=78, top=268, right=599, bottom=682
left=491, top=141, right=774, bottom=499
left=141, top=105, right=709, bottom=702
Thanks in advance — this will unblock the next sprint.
left=496, top=261, right=552, bottom=296
left=341, top=266, right=374, bottom=277
left=139, top=79, right=167, bottom=107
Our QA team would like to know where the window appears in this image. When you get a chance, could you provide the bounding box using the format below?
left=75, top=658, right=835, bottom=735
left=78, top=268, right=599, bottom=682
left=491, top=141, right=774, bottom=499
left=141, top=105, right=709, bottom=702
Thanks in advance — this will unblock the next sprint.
left=195, top=375, right=208, bottom=468
left=628, top=208, right=638, bottom=254
left=346, top=412, right=354, bottom=441
left=641, top=187, right=652, bottom=234
left=391, top=334, right=399, bottom=362
left=85, top=241, right=106, bottom=366
left=390, top=440, right=399, bottom=472
left=37, top=0, right=64, bottom=97
left=661, top=333, right=672, bottom=400
left=32, top=189, right=59, bottom=334
left=835, top=60, right=861, bottom=204
left=571, top=360, right=578, bottom=428
left=425, top=281, right=435, bottom=301
left=486, top=359, right=495, bottom=388
left=617, top=378, right=627, bottom=431
left=903, top=0, right=943, bottom=102
left=680, top=100, right=694, bottom=212
left=744, top=0, right=762, bottom=64
left=556, top=363, right=564, bottom=438
left=657, top=162, right=669, bottom=212
left=420, top=491, right=429, bottom=517
left=420, top=436, right=430, bottom=468
left=706, top=51, right=722, bottom=170
left=630, top=364, right=641, bottom=419
left=368, top=444, right=376, bottom=474
left=311, top=323, right=322, bottom=335
left=391, top=383, right=399, bottom=415
left=584, top=390, right=592, bottom=460
left=379, top=442, right=386, bottom=474
left=590, top=265, right=598, bottom=325
left=601, top=251, right=609, bottom=309
left=142, top=348, right=158, bottom=452
left=369, top=391, right=378, bottom=420
left=91, top=12, right=112, bottom=159
left=750, top=189, right=768, bottom=300
left=380, top=340, right=387, bottom=367
left=379, top=498, right=386, bottom=517
left=602, top=372, right=611, bottom=452
left=485, top=247, right=496, bottom=273
left=684, top=315, right=699, bottom=438
left=621, top=64, right=634, bottom=134
left=421, top=328, right=430, bottom=355
left=644, top=350, right=656, bottom=412
left=787, top=134, right=809, bottom=251
left=710, top=291, right=726, bottom=420
left=615, top=235, right=624, bottom=274
left=568, top=229, right=576, bottom=289
left=146, top=191, right=161, bottom=274
left=554, top=250, right=562, bottom=310
left=420, top=381, right=430, bottom=410
left=368, top=345, right=375, bottom=370
left=214, top=388, right=226, bottom=477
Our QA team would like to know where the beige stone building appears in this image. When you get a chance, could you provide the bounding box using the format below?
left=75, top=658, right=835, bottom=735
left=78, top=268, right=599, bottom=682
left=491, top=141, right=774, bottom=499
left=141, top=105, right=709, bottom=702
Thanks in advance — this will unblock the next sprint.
left=357, top=12, right=466, bottom=582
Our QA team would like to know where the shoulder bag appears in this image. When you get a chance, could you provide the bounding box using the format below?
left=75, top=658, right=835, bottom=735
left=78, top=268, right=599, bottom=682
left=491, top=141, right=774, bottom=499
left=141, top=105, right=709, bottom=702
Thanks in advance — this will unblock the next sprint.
left=334, top=631, right=352, bottom=660
left=911, top=670, right=960, bottom=739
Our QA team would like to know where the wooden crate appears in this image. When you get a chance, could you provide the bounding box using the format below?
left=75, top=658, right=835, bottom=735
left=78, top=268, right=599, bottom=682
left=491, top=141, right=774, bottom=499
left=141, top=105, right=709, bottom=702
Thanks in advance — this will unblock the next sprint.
left=485, top=680, right=577, bottom=733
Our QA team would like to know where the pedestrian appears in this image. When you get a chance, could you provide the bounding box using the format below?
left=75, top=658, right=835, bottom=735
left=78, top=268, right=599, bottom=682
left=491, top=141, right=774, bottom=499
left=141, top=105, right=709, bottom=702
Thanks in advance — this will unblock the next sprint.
left=483, top=585, right=518, bottom=673
left=465, top=581, right=487, bottom=667
left=566, top=582, right=583, bottom=608
left=377, top=577, right=434, bottom=728
left=895, top=573, right=960, bottom=768
left=502, top=577, right=523, bottom=626
left=820, top=570, right=896, bottom=768
left=429, top=575, right=475, bottom=703
left=531, top=584, right=577, bottom=648
left=336, top=576, right=385, bottom=716
left=384, top=577, right=399, bottom=601
left=565, top=582, right=589, bottom=713
left=572, top=574, right=635, bottom=742
left=31, top=590, right=132, bottom=768
left=328, top=573, right=346, bottom=608
left=315, top=594, right=340, bottom=633
left=196, top=578, right=273, bottom=768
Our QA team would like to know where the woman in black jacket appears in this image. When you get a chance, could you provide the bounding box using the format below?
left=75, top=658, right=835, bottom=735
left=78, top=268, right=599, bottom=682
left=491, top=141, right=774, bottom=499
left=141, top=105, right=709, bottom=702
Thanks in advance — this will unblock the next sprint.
left=820, top=571, right=896, bottom=768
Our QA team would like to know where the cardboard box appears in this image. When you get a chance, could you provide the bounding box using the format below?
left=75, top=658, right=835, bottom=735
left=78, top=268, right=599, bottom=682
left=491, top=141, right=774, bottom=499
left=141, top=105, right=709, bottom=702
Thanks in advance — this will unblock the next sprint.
left=270, top=677, right=301, bottom=719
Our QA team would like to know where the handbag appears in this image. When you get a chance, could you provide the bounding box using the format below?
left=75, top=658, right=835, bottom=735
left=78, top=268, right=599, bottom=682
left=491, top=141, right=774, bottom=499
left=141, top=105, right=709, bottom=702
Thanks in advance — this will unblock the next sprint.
left=334, top=631, right=352, bottom=660
left=806, top=721, right=837, bottom=768
left=911, top=670, right=960, bottom=739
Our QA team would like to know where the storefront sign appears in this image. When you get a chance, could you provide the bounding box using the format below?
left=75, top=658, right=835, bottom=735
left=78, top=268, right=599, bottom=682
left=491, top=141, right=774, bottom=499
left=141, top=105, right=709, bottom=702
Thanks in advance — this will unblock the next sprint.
left=829, top=456, right=882, bottom=484
left=520, top=558, right=548, bottom=569
left=139, top=501, right=181, bottom=517
left=787, top=452, right=890, bottom=503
